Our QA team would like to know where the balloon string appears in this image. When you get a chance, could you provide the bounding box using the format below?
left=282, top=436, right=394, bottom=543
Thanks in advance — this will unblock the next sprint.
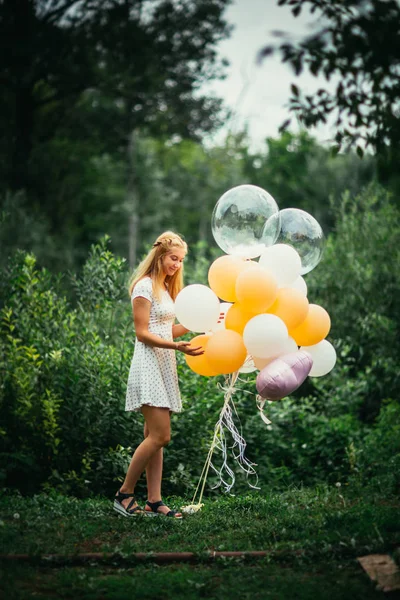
left=187, top=371, right=239, bottom=509
left=209, top=395, right=260, bottom=492
left=229, top=396, right=260, bottom=488
left=184, top=369, right=261, bottom=513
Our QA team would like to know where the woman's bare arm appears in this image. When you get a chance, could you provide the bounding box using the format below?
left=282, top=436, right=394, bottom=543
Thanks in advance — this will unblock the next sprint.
left=172, top=324, right=189, bottom=338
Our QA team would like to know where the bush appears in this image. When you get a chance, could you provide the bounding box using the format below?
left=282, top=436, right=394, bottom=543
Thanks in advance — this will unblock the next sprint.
left=1, top=185, right=399, bottom=498
left=0, top=238, right=138, bottom=495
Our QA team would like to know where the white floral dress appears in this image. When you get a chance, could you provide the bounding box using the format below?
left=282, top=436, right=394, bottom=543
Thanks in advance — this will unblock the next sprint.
left=125, top=277, right=182, bottom=413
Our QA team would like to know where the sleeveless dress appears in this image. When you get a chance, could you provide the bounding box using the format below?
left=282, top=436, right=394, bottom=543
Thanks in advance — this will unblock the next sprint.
left=125, top=277, right=182, bottom=413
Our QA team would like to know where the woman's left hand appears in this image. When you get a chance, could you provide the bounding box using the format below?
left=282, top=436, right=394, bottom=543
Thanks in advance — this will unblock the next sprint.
left=175, top=341, right=204, bottom=356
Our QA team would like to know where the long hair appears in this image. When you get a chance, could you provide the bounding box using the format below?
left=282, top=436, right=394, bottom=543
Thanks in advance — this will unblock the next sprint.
left=128, top=231, right=187, bottom=301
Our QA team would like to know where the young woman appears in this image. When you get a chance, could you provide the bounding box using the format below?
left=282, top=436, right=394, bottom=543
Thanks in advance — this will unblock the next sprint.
left=114, top=231, right=203, bottom=519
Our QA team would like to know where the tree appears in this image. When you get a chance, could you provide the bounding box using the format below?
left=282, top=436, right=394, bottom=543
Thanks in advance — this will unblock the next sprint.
left=260, top=0, right=400, bottom=156
left=0, top=0, right=232, bottom=192
left=153, top=134, right=246, bottom=248
left=241, top=131, right=376, bottom=231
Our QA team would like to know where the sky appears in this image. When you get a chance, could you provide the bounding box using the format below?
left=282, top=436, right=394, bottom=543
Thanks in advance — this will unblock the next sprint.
left=202, top=0, right=336, bottom=151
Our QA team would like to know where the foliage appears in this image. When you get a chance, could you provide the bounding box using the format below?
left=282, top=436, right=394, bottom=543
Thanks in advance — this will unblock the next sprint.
left=0, top=238, right=135, bottom=495
left=241, top=130, right=376, bottom=231
left=263, top=0, right=400, bottom=155
left=1, top=185, right=399, bottom=498
left=306, top=184, right=400, bottom=420
left=0, top=0, right=231, bottom=192
left=0, top=128, right=378, bottom=273
left=352, top=400, right=400, bottom=494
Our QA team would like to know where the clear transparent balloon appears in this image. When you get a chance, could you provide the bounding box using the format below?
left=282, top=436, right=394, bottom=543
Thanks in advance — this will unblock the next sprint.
left=271, top=208, right=325, bottom=275
left=212, top=184, right=280, bottom=259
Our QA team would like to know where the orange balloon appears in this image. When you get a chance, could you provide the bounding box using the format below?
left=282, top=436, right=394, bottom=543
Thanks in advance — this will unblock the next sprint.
left=185, top=335, right=220, bottom=377
left=289, top=304, right=331, bottom=346
left=236, top=265, right=278, bottom=314
left=267, top=288, right=309, bottom=330
left=225, top=303, right=255, bottom=335
left=208, top=255, right=248, bottom=302
left=206, top=329, right=247, bottom=375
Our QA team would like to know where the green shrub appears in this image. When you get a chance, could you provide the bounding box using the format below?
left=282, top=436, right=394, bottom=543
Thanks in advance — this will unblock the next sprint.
left=1, top=185, right=399, bottom=498
left=349, top=400, right=400, bottom=495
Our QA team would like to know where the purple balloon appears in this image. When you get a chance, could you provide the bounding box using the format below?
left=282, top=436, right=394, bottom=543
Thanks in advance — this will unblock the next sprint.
left=256, top=351, right=313, bottom=400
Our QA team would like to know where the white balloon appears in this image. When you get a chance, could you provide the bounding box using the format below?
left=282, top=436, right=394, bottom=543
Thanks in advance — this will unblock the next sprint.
left=253, top=337, right=298, bottom=369
left=175, top=285, right=220, bottom=333
left=211, top=302, right=232, bottom=332
left=300, top=340, right=337, bottom=377
left=259, top=244, right=302, bottom=287
left=280, top=336, right=298, bottom=356
left=243, top=314, right=288, bottom=359
left=286, top=275, right=308, bottom=297
left=253, top=355, right=272, bottom=371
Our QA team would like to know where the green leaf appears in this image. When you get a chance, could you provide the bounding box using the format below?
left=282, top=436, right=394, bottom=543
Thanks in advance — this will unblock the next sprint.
left=291, top=83, right=300, bottom=97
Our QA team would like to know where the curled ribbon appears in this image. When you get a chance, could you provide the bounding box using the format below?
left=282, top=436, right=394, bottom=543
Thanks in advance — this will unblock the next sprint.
left=182, top=363, right=273, bottom=513
left=256, top=395, right=272, bottom=425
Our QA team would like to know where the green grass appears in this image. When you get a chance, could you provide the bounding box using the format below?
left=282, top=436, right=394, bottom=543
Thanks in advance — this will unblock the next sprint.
left=0, top=484, right=399, bottom=599
left=0, top=561, right=390, bottom=600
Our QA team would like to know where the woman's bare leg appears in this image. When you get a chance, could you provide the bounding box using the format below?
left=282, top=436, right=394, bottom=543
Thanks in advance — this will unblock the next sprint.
left=143, top=421, right=164, bottom=502
left=143, top=412, right=182, bottom=517
left=117, top=406, right=171, bottom=510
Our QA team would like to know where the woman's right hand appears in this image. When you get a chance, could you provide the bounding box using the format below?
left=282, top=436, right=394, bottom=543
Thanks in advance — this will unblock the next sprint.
left=175, top=341, right=204, bottom=356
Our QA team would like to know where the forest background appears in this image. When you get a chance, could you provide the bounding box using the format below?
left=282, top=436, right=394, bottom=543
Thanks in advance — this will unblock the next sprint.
left=0, top=0, right=399, bottom=503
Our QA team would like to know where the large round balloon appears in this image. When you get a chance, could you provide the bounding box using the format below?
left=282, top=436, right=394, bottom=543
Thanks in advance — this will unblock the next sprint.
left=300, top=340, right=337, bottom=377
left=236, top=265, right=278, bottom=313
left=211, top=302, right=232, bottom=332
left=208, top=255, right=255, bottom=302
left=256, top=350, right=313, bottom=400
left=225, top=303, right=255, bottom=335
left=243, top=313, right=288, bottom=359
left=175, top=285, right=220, bottom=333
left=253, top=336, right=298, bottom=370
left=206, top=329, right=247, bottom=375
left=185, top=334, right=220, bottom=377
left=287, top=275, right=308, bottom=296
left=267, top=287, right=309, bottom=330
left=211, top=184, right=280, bottom=259
left=272, top=208, right=325, bottom=275
left=289, top=304, right=331, bottom=346
left=259, top=244, right=302, bottom=287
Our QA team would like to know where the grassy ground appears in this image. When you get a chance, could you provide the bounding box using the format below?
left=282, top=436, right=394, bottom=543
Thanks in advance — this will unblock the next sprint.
left=0, top=484, right=399, bottom=599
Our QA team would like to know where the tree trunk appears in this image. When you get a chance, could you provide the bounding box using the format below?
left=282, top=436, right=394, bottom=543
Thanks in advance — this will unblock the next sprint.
left=127, top=130, right=140, bottom=268
left=198, top=197, right=208, bottom=244
left=10, top=86, right=34, bottom=192
left=5, top=0, right=37, bottom=191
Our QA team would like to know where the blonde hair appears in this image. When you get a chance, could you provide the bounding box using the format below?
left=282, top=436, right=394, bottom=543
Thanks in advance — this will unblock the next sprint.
left=128, top=231, right=187, bottom=301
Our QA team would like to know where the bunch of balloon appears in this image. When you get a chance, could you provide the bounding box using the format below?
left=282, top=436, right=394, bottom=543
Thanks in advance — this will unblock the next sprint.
left=177, top=185, right=336, bottom=514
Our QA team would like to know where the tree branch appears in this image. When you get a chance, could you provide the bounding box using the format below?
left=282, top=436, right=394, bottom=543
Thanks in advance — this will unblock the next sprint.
left=42, top=0, right=82, bottom=24
left=34, top=84, right=89, bottom=108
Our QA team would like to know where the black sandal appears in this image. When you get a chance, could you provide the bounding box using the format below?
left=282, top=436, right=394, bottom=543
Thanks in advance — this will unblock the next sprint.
left=145, top=500, right=183, bottom=519
left=113, top=490, right=144, bottom=518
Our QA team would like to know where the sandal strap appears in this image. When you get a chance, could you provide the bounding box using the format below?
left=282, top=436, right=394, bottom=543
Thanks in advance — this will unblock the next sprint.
left=116, top=489, right=135, bottom=501
left=126, top=504, right=142, bottom=514
left=146, top=501, right=182, bottom=518
left=126, top=497, right=141, bottom=512
left=146, top=500, right=165, bottom=512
